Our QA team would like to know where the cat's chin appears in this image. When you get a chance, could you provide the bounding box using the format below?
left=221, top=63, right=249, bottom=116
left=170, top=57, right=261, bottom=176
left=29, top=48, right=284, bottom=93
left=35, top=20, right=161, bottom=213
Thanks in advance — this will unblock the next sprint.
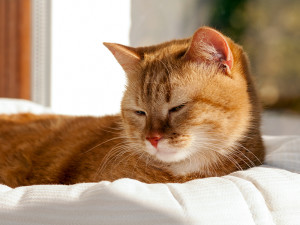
left=145, top=141, right=189, bottom=163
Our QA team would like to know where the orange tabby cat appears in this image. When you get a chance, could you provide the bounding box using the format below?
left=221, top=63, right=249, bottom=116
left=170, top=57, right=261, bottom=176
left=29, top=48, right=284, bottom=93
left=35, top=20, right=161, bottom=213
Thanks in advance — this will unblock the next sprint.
left=0, top=27, right=264, bottom=187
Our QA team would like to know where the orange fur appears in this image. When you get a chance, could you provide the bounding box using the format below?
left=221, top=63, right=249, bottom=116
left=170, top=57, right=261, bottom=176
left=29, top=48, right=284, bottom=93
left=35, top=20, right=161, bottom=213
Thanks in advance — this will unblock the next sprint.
left=0, top=27, right=264, bottom=187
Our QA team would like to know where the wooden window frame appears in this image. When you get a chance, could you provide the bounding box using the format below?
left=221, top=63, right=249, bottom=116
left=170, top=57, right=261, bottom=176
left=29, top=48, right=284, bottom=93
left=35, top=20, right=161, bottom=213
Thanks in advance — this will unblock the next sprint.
left=0, top=0, right=31, bottom=99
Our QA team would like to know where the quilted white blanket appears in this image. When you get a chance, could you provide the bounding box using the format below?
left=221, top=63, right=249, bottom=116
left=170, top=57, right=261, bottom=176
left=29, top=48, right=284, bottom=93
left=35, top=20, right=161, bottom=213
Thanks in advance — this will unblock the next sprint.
left=0, top=167, right=299, bottom=225
left=0, top=98, right=300, bottom=225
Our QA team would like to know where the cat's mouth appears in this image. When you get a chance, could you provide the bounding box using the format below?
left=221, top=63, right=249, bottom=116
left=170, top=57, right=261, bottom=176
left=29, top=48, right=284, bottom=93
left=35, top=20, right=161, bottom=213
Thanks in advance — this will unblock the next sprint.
left=145, top=140, right=190, bottom=163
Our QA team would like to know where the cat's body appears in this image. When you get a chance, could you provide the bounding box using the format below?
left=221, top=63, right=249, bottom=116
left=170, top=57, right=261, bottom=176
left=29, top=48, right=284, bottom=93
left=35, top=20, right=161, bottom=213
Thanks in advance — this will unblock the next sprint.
left=0, top=27, right=264, bottom=187
left=0, top=113, right=176, bottom=186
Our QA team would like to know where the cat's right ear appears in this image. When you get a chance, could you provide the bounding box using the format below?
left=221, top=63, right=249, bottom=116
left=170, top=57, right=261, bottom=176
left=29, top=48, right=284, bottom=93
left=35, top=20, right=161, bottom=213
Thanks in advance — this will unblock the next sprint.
left=103, top=42, right=141, bottom=73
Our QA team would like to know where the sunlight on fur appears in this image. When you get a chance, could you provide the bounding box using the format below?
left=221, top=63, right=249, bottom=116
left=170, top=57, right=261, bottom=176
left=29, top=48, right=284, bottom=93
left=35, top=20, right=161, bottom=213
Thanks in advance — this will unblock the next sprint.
left=0, top=27, right=264, bottom=187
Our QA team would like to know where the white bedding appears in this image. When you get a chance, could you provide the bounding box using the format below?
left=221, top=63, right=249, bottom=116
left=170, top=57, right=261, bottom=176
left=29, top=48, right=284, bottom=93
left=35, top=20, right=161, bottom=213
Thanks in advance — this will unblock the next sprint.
left=0, top=98, right=300, bottom=225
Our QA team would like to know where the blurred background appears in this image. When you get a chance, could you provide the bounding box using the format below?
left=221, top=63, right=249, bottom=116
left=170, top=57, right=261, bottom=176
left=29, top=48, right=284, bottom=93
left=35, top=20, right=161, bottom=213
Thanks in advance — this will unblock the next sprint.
left=0, top=0, right=299, bottom=135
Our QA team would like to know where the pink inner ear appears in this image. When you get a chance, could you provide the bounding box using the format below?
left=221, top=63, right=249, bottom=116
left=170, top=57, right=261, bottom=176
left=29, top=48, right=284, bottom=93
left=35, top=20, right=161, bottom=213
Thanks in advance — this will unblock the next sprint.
left=187, top=27, right=233, bottom=72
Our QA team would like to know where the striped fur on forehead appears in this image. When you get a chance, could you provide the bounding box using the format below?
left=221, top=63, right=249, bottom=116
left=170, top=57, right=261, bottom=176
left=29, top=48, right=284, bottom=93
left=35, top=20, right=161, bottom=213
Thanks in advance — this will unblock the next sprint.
left=140, top=59, right=173, bottom=103
left=134, top=39, right=194, bottom=104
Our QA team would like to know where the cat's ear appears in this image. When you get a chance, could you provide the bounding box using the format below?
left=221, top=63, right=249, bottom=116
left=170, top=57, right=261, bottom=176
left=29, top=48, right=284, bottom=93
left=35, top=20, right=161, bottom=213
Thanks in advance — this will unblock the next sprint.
left=184, top=27, right=233, bottom=74
left=103, top=42, right=141, bottom=73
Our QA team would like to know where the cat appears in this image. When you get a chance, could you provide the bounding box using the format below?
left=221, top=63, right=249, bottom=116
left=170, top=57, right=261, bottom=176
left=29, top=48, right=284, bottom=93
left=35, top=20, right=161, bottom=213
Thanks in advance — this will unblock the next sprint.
left=0, top=27, right=264, bottom=188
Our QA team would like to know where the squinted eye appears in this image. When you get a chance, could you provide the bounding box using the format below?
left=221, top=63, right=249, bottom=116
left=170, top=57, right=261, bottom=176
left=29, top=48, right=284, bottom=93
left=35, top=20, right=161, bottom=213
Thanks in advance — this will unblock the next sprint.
left=135, top=111, right=146, bottom=116
left=169, top=104, right=185, bottom=113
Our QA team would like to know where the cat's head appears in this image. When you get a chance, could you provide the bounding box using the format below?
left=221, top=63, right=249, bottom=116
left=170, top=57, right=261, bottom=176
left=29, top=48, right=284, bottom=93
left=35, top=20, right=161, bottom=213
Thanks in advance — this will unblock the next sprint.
left=104, top=27, right=252, bottom=172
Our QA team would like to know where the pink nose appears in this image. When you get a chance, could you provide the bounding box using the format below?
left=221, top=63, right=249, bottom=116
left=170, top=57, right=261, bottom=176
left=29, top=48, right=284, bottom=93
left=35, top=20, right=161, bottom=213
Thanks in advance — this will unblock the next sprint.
left=146, top=134, right=162, bottom=148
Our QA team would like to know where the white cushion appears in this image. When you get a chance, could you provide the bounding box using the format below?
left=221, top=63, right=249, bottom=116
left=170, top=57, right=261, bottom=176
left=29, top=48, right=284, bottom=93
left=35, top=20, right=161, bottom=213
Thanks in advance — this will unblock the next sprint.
left=0, top=98, right=52, bottom=114
left=264, top=135, right=300, bottom=173
left=0, top=167, right=299, bottom=225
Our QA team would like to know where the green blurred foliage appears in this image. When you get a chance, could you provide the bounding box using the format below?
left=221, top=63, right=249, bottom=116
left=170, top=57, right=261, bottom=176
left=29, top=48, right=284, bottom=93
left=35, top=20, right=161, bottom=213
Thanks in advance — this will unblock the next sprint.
left=209, top=0, right=248, bottom=43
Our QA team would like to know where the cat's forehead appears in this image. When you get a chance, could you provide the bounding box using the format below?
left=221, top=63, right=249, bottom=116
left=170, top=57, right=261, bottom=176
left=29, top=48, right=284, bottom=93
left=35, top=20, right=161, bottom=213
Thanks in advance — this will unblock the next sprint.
left=134, top=64, right=197, bottom=106
left=128, top=39, right=226, bottom=105
left=142, top=41, right=188, bottom=62
left=139, top=45, right=189, bottom=86
left=138, top=65, right=172, bottom=103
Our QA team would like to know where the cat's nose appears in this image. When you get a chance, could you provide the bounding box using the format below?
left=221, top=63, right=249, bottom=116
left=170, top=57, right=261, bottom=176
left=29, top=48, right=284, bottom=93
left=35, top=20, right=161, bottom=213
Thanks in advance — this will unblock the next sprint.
left=146, top=133, right=162, bottom=148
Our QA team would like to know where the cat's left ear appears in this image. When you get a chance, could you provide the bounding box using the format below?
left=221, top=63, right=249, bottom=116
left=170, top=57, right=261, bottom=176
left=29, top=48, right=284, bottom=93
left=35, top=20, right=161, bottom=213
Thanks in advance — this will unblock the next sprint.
left=184, top=27, right=233, bottom=75
left=103, top=42, right=141, bottom=73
